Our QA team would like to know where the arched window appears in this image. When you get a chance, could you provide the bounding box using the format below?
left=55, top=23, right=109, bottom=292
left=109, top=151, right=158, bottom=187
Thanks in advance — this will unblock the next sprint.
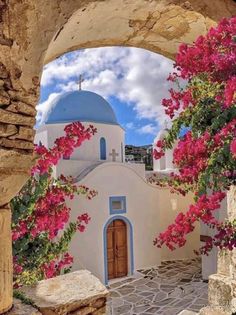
left=100, top=137, right=106, bottom=160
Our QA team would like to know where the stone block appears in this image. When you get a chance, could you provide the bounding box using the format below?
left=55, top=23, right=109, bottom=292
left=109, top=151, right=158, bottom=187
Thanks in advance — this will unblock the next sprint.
left=0, top=148, right=33, bottom=170
left=9, top=126, right=35, bottom=141
left=199, top=306, right=231, bottom=315
left=178, top=311, right=198, bottom=315
left=217, top=250, right=231, bottom=276
left=227, top=186, right=236, bottom=221
left=0, top=90, right=10, bottom=105
left=8, top=90, right=38, bottom=107
left=0, top=138, right=34, bottom=150
left=0, top=79, right=4, bottom=88
left=0, top=148, right=34, bottom=205
left=0, top=123, right=18, bottom=137
left=0, top=62, right=8, bottom=79
left=70, top=306, right=96, bottom=314
left=7, top=299, right=42, bottom=315
left=0, top=108, right=35, bottom=126
left=19, top=270, right=109, bottom=315
left=92, top=306, right=106, bottom=314
left=0, top=173, right=29, bottom=206
left=7, top=101, right=37, bottom=117
left=208, top=274, right=234, bottom=312
left=91, top=298, right=106, bottom=309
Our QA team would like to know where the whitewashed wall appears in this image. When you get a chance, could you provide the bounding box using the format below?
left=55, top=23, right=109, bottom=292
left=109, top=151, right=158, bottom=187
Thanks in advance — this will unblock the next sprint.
left=36, top=122, right=125, bottom=163
left=67, top=163, right=199, bottom=284
left=34, top=129, right=48, bottom=147
left=157, top=189, right=200, bottom=261
left=68, top=163, right=161, bottom=283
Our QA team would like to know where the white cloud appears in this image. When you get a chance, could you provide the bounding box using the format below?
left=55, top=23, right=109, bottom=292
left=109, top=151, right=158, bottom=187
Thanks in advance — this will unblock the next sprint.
left=126, top=122, right=135, bottom=130
left=38, top=47, right=174, bottom=127
left=137, top=124, right=158, bottom=135
left=36, top=92, right=61, bottom=126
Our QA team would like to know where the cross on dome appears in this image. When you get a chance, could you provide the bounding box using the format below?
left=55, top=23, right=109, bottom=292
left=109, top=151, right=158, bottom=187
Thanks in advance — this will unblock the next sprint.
left=78, top=75, right=84, bottom=91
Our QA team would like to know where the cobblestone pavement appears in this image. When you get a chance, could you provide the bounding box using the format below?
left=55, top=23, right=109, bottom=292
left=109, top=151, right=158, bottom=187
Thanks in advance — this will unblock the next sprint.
left=106, top=258, right=207, bottom=315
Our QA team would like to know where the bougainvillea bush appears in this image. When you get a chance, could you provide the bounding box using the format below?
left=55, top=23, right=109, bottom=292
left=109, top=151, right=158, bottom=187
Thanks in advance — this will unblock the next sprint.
left=12, top=122, right=97, bottom=287
left=153, top=17, right=236, bottom=254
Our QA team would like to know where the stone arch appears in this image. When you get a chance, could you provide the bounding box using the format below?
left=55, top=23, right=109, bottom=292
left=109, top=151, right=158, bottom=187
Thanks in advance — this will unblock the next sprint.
left=2, top=0, right=233, bottom=208
left=43, top=0, right=236, bottom=64
left=0, top=0, right=236, bottom=313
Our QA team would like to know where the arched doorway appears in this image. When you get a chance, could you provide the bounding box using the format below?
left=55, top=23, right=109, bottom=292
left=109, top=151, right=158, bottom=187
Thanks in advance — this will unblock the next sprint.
left=104, top=216, right=134, bottom=284
left=107, top=219, right=128, bottom=281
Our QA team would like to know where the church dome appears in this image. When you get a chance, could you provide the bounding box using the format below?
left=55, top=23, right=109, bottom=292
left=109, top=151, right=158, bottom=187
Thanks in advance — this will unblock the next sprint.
left=45, top=90, right=119, bottom=125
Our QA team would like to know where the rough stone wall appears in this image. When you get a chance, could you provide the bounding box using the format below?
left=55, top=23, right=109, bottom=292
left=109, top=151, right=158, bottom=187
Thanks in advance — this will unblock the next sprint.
left=0, top=1, right=39, bottom=207
left=0, top=0, right=235, bottom=313
left=0, top=2, right=39, bottom=312
left=200, top=187, right=236, bottom=315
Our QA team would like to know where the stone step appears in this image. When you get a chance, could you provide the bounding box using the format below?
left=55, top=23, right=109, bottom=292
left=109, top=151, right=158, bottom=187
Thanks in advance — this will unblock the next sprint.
left=178, top=311, right=198, bottom=315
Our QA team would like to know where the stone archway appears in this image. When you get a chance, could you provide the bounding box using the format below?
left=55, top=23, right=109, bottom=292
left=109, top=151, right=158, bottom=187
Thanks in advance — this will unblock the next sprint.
left=0, top=0, right=236, bottom=312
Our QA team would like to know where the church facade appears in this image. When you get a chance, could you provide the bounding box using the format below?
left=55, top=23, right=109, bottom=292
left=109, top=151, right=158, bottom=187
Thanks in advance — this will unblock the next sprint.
left=35, top=89, right=199, bottom=285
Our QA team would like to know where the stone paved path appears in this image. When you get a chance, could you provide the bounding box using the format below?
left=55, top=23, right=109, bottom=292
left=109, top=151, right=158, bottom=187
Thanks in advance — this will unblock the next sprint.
left=106, top=258, right=207, bottom=315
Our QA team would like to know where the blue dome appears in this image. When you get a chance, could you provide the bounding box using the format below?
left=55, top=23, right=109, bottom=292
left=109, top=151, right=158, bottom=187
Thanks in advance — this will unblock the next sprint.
left=45, top=90, right=119, bottom=125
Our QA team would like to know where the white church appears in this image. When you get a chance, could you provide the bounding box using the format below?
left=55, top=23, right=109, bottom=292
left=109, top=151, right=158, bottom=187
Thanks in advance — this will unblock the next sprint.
left=35, top=88, right=200, bottom=285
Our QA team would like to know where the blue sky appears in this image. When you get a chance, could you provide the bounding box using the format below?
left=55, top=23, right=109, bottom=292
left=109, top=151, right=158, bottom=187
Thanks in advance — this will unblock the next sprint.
left=38, top=47, right=174, bottom=146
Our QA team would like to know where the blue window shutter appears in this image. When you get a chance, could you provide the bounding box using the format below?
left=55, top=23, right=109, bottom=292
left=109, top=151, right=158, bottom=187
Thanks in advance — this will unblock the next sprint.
left=100, top=137, right=106, bottom=160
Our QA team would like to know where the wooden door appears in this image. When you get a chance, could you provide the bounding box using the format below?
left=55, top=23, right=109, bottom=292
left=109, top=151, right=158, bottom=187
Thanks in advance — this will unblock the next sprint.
left=107, top=219, right=128, bottom=280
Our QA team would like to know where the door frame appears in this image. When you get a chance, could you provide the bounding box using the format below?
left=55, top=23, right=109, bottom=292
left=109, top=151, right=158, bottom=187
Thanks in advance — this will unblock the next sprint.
left=103, top=215, right=134, bottom=285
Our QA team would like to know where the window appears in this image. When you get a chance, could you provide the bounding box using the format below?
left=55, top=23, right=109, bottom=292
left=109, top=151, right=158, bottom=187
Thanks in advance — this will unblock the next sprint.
left=109, top=196, right=126, bottom=214
left=100, top=137, right=106, bottom=160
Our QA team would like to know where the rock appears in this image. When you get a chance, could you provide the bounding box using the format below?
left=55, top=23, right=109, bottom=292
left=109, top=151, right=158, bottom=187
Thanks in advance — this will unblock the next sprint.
left=0, top=173, right=30, bottom=206
left=0, top=79, right=5, bottom=88
left=0, top=90, right=10, bottom=105
left=0, top=138, right=34, bottom=150
left=7, top=299, right=42, bottom=315
left=91, top=298, right=106, bottom=309
left=0, top=62, right=8, bottom=79
left=0, top=148, right=34, bottom=170
left=8, top=90, right=38, bottom=107
left=0, top=123, right=18, bottom=137
left=208, top=274, right=232, bottom=309
left=70, top=306, right=96, bottom=315
left=199, top=187, right=236, bottom=315
left=92, top=306, right=106, bottom=314
left=9, top=126, right=35, bottom=141
left=19, top=270, right=109, bottom=315
left=178, top=311, right=198, bottom=315
left=0, top=148, right=34, bottom=206
left=6, top=101, right=37, bottom=117
left=199, top=306, right=231, bottom=315
left=0, top=108, right=35, bottom=126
